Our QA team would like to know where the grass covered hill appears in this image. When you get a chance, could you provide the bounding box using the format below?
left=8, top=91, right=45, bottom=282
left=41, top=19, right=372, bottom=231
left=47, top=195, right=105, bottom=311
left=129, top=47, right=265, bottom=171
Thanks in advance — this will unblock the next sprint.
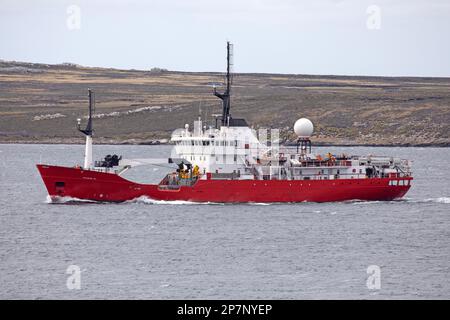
left=0, top=60, right=449, bottom=146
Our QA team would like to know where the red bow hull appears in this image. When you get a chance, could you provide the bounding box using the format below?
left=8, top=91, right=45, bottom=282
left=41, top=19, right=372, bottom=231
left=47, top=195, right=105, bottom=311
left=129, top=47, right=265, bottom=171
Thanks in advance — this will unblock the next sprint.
left=37, top=164, right=412, bottom=203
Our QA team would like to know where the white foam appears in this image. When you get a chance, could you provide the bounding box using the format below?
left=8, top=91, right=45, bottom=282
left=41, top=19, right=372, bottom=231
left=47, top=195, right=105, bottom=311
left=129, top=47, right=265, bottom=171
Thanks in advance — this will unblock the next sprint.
left=46, top=195, right=97, bottom=204
left=44, top=195, right=275, bottom=205
left=128, top=195, right=221, bottom=205
left=45, top=195, right=450, bottom=205
left=351, top=200, right=382, bottom=205
left=128, top=196, right=274, bottom=205
left=423, top=197, right=450, bottom=204
left=394, top=197, right=450, bottom=204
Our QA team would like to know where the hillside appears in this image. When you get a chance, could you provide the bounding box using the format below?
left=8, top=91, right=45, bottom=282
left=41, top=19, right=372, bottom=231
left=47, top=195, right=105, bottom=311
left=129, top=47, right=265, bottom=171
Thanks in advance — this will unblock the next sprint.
left=0, top=60, right=449, bottom=146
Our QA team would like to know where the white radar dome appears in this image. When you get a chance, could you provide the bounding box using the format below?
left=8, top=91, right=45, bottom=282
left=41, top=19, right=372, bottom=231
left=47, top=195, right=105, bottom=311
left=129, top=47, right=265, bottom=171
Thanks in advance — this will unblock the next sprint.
left=294, top=118, right=314, bottom=138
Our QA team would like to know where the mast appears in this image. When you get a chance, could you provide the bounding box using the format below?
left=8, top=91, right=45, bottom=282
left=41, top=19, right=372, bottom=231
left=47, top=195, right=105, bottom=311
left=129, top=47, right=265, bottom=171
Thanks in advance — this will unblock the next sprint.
left=214, top=41, right=233, bottom=126
left=77, top=89, right=95, bottom=169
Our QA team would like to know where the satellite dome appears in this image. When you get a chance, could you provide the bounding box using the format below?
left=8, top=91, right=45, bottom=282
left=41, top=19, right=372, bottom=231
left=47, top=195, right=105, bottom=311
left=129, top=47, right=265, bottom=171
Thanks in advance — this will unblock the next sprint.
left=294, top=118, right=314, bottom=138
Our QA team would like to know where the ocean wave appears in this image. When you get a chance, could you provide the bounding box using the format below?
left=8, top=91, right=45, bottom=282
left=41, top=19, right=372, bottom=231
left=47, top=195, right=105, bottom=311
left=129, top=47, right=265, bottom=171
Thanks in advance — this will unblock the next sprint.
left=128, top=196, right=273, bottom=206
left=391, top=197, right=450, bottom=204
left=422, top=197, right=450, bottom=204
left=350, top=200, right=382, bottom=205
left=46, top=195, right=97, bottom=204
left=44, top=195, right=276, bottom=206
left=349, top=197, right=450, bottom=205
left=44, top=195, right=450, bottom=205
left=128, top=196, right=223, bottom=205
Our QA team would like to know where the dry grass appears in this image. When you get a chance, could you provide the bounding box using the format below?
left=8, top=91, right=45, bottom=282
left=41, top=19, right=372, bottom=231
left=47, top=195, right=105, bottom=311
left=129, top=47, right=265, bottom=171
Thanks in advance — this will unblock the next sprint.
left=0, top=61, right=449, bottom=146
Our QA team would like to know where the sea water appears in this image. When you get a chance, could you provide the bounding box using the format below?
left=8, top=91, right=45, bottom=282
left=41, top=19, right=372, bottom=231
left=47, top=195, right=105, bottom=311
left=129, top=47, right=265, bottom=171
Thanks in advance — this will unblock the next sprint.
left=0, top=144, right=449, bottom=299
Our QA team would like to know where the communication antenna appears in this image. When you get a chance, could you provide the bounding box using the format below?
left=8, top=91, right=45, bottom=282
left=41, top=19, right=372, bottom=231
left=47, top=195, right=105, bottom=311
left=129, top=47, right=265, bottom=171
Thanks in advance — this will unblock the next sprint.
left=76, top=89, right=95, bottom=169
left=198, top=100, right=202, bottom=119
left=213, top=41, right=234, bottom=126
left=228, top=42, right=234, bottom=85
left=89, top=89, right=95, bottom=113
left=77, top=89, right=95, bottom=136
left=203, top=101, right=209, bottom=127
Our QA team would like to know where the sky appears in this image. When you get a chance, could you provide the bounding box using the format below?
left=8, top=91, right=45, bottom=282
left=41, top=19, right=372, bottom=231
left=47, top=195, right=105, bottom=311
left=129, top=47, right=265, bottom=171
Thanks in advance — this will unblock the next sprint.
left=1, top=0, right=450, bottom=77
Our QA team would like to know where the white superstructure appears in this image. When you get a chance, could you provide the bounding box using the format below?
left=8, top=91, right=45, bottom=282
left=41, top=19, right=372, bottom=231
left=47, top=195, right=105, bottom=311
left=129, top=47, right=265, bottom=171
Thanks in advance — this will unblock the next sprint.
left=171, top=117, right=265, bottom=179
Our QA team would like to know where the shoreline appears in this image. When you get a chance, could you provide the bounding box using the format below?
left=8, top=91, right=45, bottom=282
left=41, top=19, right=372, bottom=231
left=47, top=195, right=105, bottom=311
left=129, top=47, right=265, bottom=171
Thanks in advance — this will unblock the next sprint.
left=2, top=61, right=449, bottom=150
left=1, top=140, right=448, bottom=148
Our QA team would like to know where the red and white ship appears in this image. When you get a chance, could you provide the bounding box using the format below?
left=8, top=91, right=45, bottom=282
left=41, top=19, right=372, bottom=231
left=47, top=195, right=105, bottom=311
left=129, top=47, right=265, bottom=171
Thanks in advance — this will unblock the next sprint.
left=37, top=42, right=412, bottom=203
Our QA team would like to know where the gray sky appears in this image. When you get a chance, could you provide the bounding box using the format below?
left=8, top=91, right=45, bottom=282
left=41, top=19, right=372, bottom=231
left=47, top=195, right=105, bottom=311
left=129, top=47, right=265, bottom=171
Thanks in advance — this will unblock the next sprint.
left=1, top=0, right=449, bottom=77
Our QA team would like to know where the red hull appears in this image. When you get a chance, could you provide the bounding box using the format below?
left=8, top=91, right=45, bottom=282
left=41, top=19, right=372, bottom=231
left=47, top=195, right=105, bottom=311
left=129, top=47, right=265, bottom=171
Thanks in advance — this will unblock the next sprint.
left=37, top=164, right=412, bottom=203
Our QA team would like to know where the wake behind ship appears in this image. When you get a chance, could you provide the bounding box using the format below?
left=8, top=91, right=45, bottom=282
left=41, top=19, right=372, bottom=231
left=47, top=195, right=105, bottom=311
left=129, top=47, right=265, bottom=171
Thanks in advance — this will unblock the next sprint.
left=37, top=42, right=413, bottom=203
